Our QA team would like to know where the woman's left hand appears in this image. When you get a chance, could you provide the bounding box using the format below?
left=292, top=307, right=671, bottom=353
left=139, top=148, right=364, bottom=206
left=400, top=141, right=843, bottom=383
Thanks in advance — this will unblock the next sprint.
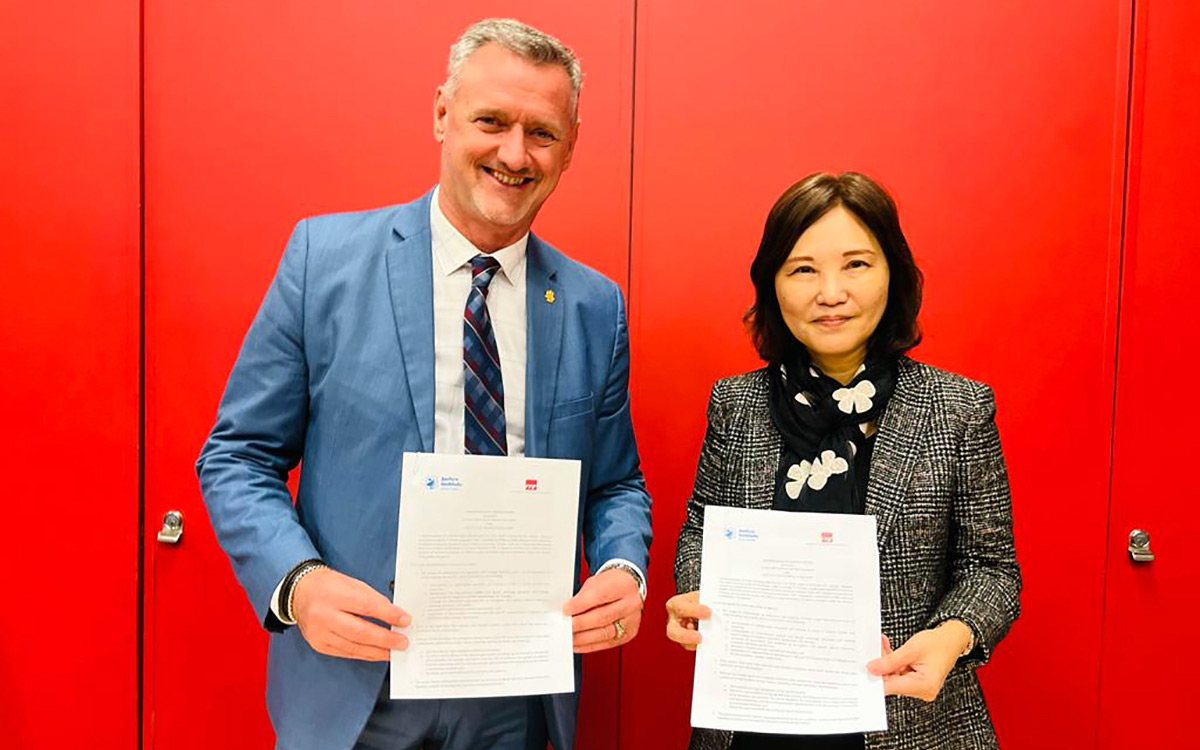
left=866, top=620, right=973, bottom=702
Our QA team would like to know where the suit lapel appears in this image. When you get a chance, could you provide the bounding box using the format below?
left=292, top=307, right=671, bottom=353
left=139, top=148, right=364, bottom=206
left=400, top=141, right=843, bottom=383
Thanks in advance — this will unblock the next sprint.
left=524, top=235, right=563, bottom=458
left=865, top=358, right=930, bottom=548
left=385, top=191, right=436, bottom=452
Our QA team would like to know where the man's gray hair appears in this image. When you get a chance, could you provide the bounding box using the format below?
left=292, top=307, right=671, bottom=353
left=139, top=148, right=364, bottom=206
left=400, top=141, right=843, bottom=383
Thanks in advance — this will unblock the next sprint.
left=445, top=18, right=582, bottom=118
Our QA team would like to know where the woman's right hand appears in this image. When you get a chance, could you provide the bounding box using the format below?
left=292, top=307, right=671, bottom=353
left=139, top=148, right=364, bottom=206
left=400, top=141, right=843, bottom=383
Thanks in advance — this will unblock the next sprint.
left=665, top=591, right=712, bottom=651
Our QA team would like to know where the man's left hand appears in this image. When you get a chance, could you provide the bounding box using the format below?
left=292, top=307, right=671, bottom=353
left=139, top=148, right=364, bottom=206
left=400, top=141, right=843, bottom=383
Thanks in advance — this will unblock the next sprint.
left=562, top=568, right=642, bottom=654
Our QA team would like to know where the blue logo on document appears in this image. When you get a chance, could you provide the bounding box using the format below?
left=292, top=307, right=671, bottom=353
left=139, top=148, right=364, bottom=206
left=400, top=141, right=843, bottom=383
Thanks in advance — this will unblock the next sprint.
left=723, top=527, right=758, bottom=542
left=424, top=476, right=436, bottom=490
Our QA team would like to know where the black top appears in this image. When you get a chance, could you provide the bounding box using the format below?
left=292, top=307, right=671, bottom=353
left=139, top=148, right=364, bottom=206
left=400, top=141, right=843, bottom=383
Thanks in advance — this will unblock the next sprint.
left=729, top=731, right=865, bottom=750
left=733, top=435, right=876, bottom=750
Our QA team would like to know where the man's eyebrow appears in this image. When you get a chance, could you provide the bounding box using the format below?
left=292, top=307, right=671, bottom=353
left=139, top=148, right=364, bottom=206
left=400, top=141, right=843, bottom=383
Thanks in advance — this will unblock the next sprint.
left=468, top=110, right=562, bottom=135
left=470, top=107, right=507, bottom=120
left=525, top=119, right=564, bottom=135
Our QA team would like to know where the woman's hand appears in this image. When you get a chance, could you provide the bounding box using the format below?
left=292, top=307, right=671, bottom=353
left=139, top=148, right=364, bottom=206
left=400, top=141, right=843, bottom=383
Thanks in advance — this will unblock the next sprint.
left=665, top=591, right=711, bottom=651
left=866, top=620, right=973, bottom=701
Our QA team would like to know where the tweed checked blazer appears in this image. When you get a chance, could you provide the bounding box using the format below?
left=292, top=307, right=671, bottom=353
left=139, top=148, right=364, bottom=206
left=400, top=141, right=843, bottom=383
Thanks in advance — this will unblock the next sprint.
left=675, top=358, right=1021, bottom=750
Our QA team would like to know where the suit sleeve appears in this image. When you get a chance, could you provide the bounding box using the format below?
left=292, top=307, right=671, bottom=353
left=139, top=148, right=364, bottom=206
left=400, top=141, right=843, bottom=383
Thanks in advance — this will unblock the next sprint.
left=926, top=382, right=1022, bottom=665
left=196, top=220, right=321, bottom=629
left=674, top=380, right=730, bottom=594
left=581, top=285, right=653, bottom=575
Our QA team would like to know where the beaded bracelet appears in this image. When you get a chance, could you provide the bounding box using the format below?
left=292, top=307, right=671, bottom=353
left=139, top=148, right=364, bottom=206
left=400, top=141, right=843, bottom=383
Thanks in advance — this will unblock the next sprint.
left=281, top=559, right=327, bottom=623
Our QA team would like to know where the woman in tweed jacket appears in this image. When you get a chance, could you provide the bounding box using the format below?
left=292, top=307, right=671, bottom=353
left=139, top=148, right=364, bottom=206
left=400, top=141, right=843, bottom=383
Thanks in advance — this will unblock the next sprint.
left=666, top=173, right=1021, bottom=750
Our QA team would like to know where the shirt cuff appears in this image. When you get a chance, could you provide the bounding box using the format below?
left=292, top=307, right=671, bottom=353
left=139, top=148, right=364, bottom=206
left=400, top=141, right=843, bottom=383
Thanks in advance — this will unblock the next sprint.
left=270, top=576, right=296, bottom=625
left=596, top=558, right=647, bottom=601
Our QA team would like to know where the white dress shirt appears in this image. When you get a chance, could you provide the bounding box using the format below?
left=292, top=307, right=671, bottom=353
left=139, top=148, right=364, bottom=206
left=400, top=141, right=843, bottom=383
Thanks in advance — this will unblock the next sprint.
left=429, top=188, right=528, bottom=455
left=271, top=188, right=643, bottom=623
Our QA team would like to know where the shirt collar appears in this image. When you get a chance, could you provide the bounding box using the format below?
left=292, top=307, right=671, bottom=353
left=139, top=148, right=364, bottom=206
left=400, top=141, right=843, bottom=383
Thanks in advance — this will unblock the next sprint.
left=429, top=186, right=528, bottom=282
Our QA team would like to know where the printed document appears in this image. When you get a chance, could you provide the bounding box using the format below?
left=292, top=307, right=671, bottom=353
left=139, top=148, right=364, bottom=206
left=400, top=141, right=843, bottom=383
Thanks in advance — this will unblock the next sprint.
left=391, top=452, right=580, bottom=699
left=691, top=506, right=887, bottom=733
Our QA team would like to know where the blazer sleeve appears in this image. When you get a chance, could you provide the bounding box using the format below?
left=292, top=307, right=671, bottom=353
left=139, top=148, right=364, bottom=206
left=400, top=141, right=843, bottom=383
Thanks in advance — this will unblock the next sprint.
left=674, top=379, right=733, bottom=594
left=581, top=285, right=653, bottom=575
left=926, top=381, right=1022, bottom=665
left=195, top=220, right=321, bottom=629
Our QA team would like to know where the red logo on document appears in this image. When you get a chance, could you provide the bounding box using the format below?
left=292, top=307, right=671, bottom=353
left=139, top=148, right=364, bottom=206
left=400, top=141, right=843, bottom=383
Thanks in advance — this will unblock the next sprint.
left=525, top=479, right=538, bottom=492
left=821, top=531, right=834, bottom=544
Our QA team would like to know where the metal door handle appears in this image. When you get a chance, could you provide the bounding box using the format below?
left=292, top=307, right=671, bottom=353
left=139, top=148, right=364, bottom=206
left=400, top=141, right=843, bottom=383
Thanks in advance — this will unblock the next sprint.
left=157, top=510, right=184, bottom=544
left=1128, top=528, right=1154, bottom=562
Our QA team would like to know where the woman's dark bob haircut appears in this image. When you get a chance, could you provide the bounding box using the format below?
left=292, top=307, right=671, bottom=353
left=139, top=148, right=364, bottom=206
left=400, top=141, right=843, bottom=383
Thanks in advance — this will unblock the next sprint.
left=745, top=171, right=923, bottom=364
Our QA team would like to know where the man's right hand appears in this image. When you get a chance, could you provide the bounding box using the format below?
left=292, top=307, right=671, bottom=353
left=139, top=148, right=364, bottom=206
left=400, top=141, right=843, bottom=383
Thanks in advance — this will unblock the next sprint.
left=291, top=567, right=410, bottom=661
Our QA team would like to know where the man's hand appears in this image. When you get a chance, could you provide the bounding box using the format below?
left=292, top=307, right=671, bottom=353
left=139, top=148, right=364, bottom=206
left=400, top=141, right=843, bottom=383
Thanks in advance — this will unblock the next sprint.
left=292, top=567, right=411, bottom=662
left=665, top=590, right=710, bottom=651
left=562, top=568, right=642, bottom=654
left=866, top=621, right=972, bottom=701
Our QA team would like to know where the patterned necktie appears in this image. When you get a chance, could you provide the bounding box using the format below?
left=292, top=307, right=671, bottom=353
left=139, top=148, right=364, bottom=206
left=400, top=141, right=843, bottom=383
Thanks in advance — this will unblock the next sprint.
left=463, top=255, right=507, bottom=455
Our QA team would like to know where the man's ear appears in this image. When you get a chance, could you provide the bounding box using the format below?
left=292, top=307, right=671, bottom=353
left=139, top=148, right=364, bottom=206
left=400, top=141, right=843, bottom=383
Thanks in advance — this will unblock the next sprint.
left=562, top=118, right=582, bottom=171
left=433, top=86, right=449, bottom=143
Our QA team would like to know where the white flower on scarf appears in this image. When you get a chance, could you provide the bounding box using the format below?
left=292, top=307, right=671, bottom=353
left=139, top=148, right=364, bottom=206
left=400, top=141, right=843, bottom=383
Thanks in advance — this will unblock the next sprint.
left=785, top=450, right=850, bottom=497
left=833, top=380, right=877, bottom=414
left=795, top=391, right=812, bottom=407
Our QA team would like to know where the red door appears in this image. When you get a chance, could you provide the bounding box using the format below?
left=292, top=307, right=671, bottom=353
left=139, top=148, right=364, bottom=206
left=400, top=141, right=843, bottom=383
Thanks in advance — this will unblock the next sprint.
left=622, top=2, right=1131, bottom=748
left=143, top=4, right=633, bottom=748
left=1098, top=1, right=1200, bottom=745
left=12, top=3, right=1187, bottom=748
left=0, top=2, right=140, bottom=748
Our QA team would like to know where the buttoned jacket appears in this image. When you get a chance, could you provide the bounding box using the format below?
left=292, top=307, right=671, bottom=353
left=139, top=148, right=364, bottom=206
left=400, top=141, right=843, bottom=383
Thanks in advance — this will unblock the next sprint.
left=198, top=190, right=652, bottom=750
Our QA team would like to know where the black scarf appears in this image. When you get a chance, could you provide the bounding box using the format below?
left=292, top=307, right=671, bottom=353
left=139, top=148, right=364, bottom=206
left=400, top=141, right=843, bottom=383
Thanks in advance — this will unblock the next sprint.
left=768, top=354, right=897, bottom=514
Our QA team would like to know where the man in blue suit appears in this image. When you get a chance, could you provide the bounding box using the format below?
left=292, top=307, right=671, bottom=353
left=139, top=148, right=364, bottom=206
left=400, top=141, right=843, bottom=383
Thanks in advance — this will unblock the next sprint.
left=197, top=18, right=652, bottom=750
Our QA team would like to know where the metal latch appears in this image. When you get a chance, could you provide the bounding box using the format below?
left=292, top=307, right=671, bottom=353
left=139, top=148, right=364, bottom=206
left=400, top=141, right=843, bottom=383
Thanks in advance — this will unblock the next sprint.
left=1128, top=528, right=1154, bottom=563
left=157, top=510, right=184, bottom=544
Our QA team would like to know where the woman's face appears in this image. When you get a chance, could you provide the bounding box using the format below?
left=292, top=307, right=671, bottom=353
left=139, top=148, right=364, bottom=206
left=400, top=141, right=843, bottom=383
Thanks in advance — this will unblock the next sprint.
left=774, top=205, right=890, bottom=367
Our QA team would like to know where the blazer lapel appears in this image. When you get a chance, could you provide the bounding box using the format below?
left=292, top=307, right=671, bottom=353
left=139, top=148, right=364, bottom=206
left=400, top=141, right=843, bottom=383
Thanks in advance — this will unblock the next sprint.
left=524, top=235, right=563, bottom=458
left=748, top=429, right=783, bottom=511
left=385, top=191, right=436, bottom=453
left=744, top=373, right=781, bottom=510
left=865, top=358, right=931, bottom=548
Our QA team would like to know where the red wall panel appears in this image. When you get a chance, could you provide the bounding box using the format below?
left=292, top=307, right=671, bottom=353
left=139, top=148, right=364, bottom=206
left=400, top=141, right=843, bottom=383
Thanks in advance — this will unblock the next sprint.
left=0, top=2, right=140, bottom=748
left=1098, top=0, right=1200, bottom=744
left=7, top=2, right=1181, bottom=747
left=143, top=4, right=633, bottom=748
left=623, top=2, right=1130, bottom=748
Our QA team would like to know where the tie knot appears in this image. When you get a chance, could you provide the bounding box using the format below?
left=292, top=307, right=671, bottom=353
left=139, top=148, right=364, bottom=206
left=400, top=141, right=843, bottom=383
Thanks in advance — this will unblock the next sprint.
left=470, top=255, right=501, bottom=289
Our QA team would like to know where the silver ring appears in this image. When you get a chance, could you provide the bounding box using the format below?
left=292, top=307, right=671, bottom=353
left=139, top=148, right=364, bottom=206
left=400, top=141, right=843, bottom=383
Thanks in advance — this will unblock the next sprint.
left=613, top=619, right=627, bottom=641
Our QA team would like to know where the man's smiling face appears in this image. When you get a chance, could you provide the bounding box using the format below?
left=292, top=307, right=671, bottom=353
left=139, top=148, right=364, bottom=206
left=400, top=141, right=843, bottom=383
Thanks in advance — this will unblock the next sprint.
left=433, top=43, right=578, bottom=251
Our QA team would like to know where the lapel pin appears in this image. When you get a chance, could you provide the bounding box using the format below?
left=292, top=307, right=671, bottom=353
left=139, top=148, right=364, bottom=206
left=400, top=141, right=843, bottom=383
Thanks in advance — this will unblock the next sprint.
left=544, top=289, right=556, bottom=304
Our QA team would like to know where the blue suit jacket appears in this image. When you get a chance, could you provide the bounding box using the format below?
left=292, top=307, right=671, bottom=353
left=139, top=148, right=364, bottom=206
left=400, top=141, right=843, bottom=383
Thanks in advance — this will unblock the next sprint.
left=197, top=190, right=653, bottom=750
